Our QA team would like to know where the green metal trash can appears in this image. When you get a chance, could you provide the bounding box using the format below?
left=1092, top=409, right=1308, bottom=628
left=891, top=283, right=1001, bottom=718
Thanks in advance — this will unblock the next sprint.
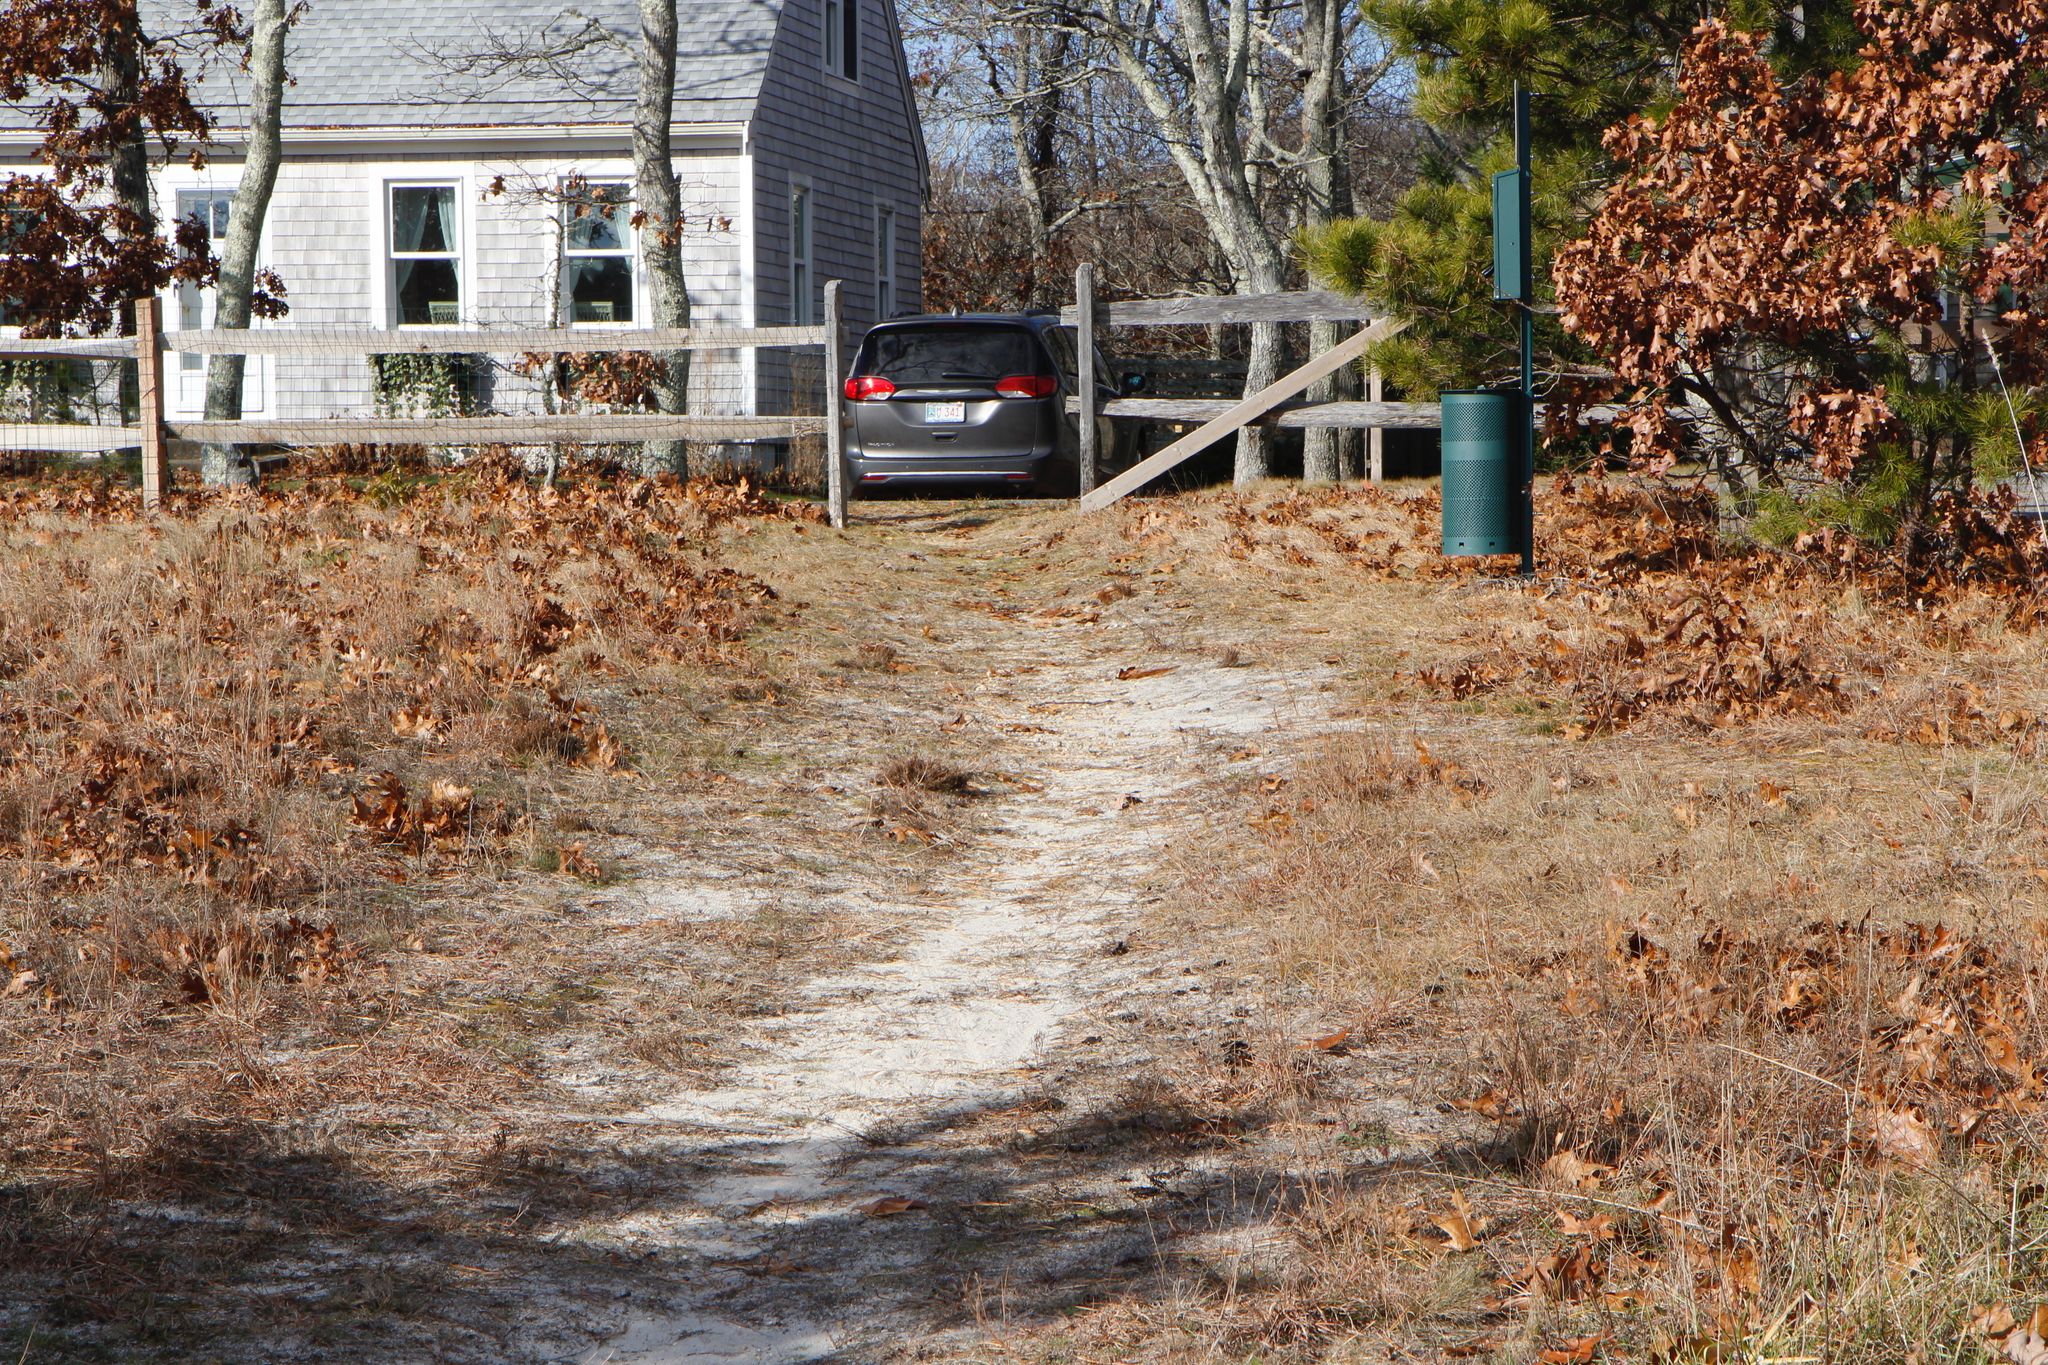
left=1440, top=388, right=1523, bottom=556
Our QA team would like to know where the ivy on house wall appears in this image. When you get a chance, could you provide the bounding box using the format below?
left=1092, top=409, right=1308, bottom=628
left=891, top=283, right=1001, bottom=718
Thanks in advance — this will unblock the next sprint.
left=0, top=359, right=90, bottom=424
left=369, top=353, right=487, bottom=419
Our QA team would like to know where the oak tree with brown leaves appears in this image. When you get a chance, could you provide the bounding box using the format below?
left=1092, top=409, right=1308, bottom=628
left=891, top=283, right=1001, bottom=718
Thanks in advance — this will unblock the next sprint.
left=1556, top=0, right=2048, bottom=529
left=0, top=0, right=243, bottom=335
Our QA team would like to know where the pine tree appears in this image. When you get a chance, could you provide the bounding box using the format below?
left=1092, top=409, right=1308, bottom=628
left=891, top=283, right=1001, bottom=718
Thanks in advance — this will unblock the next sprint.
left=1302, top=0, right=1858, bottom=401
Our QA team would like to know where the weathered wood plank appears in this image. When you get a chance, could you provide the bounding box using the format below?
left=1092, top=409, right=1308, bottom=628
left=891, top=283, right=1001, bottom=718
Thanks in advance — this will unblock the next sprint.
left=1057, top=289, right=1376, bottom=329
left=0, top=423, right=146, bottom=451
left=1079, top=397, right=1445, bottom=429
left=136, top=297, right=167, bottom=511
left=1070, top=398, right=1666, bottom=430
left=1075, top=262, right=1098, bottom=495
left=1367, top=367, right=1385, bottom=482
left=824, top=281, right=847, bottom=530
left=165, top=324, right=831, bottom=358
left=1079, top=317, right=1408, bottom=512
left=166, top=415, right=830, bottom=445
left=0, top=337, right=138, bottom=360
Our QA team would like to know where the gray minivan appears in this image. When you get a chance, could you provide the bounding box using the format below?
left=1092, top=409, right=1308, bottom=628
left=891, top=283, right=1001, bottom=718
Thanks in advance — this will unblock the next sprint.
left=840, top=312, right=1135, bottom=496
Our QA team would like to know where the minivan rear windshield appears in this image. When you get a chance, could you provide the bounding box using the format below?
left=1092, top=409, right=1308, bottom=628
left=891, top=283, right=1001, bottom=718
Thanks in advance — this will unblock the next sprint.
left=852, top=324, right=1043, bottom=384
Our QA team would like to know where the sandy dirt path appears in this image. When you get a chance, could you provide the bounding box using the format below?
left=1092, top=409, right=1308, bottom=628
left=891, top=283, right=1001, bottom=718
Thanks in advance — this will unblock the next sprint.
left=542, top=530, right=1334, bottom=1363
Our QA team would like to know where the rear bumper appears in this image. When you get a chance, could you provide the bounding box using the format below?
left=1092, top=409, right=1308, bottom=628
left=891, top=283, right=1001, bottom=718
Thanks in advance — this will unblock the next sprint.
left=847, top=452, right=1051, bottom=485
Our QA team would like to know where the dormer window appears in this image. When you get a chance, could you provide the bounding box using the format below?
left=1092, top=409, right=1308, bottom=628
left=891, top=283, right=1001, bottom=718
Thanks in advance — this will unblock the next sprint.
left=823, top=0, right=858, bottom=81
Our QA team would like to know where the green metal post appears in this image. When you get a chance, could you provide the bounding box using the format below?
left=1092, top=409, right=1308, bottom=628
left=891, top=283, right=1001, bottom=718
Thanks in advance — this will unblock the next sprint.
left=1514, top=83, right=1535, bottom=578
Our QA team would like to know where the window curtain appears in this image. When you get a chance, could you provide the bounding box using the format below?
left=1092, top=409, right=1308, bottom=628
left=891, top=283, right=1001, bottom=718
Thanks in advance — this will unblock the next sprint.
left=391, top=187, right=450, bottom=255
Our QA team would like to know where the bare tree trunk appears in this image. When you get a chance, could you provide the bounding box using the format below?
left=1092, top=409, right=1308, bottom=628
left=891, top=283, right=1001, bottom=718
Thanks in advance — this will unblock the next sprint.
left=636, top=0, right=692, bottom=476
left=201, top=0, right=289, bottom=486
left=102, top=2, right=151, bottom=244
left=1300, top=0, right=1354, bottom=483
left=102, top=0, right=150, bottom=429
left=1098, top=0, right=1290, bottom=484
left=985, top=23, right=1069, bottom=305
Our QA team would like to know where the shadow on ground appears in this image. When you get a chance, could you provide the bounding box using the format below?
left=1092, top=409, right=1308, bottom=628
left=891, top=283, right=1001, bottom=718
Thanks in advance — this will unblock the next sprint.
left=0, top=1060, right=1470, bottom=1362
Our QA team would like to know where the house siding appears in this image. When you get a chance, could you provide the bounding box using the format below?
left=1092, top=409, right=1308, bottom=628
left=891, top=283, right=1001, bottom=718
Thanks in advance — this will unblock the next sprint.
left=141, top=148, right=754, bottom=420
left=748, top=0, right=926, bottom=413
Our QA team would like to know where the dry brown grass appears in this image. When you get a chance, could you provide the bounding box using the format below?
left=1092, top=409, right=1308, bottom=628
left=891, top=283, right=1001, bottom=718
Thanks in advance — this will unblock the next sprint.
left=869, top=751, right=985, bottom=841
left=0, top=462, right=804, bottom=1202
left=1013, top=479, right=2048, bottom=1365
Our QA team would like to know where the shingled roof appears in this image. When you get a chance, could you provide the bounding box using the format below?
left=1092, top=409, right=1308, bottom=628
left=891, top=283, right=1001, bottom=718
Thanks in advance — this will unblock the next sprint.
left=6, top=0, right=784, bottom=131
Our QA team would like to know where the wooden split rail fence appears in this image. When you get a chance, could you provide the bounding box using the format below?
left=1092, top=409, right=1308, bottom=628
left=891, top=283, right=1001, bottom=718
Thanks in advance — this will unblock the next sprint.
left=0, top=281, right=855, bottom=526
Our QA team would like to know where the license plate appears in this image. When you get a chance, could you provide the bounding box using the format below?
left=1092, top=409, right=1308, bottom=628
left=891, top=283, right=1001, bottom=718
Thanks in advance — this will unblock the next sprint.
left=924, top=401, right=966, bottom=424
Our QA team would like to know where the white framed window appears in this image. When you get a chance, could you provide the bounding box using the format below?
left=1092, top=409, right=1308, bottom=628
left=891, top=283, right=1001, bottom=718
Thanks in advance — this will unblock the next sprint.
left=0, top=207, right=41, bottom=330
left=177, top=191, right=233, bottom=378
left=173, top=189, right=264, bottom=413
left=563, top=181, right=634, bottom=324
left=790, top=184, right=814, bottom=326
left=874, top=205, right=895, bottom=320
left=823, top=0, right=858, bottom=80
left=388, top=182, right=462, bottom=326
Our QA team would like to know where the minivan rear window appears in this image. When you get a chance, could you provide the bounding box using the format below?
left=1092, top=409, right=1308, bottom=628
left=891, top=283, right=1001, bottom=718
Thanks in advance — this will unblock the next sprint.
left=853, top=324, right=1043, bottom=384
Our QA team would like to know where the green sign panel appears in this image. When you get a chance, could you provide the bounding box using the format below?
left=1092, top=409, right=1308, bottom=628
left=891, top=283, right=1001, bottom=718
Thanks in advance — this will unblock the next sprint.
left=1492, top=168, right=1527, bottom=302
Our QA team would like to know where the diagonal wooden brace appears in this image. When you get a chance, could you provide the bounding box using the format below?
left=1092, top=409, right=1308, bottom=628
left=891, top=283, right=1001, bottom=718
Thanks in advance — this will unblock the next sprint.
left=1079, top=315, right=1408, bottom=512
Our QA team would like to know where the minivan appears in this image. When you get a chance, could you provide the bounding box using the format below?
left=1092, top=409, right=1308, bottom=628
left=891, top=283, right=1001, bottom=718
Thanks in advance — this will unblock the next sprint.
left=840, top=311, right=1137, bottom=496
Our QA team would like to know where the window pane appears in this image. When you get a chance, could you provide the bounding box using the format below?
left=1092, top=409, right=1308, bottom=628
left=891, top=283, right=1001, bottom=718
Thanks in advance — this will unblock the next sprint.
left=567, top=186, right=629, bottom=252
left=180, top=282, right=205, bottom=369
left=395, top=257, right=460, bottom=325
left=178, top=193, right=227, bottom=242
left=853, top=325, right=1040, bottom=383
left=392, top=186, right=456, bottom=255
left=824, top=0, right=840, bottom=69
left=876, top=211, right=893, bottom=313
left=1043, top=326, right=1077, bottom=380
left=568, top=258, right=634, bottom=323
left=843, top=0, right=859, bottom=79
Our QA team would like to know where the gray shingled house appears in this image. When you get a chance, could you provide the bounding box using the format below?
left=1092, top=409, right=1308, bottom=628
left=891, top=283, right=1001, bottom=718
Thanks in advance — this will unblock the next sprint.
left=0, top=0, right=927, bottom=426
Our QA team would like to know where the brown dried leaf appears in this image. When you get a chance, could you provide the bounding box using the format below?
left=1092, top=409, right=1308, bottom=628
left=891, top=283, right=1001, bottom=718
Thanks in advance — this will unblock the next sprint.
left=859, top=1195, right=928, bottom=1217
left=1432, top=1190, right=1487, bottom=1252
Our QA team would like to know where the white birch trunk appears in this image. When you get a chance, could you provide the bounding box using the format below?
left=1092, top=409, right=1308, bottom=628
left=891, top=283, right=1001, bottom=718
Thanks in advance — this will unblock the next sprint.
left=635, top=0, right=693, bottom=476
left=201, top=0, right=288, bottom=486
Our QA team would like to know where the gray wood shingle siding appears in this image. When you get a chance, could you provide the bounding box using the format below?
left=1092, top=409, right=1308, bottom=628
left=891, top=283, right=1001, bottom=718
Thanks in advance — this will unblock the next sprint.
left=749, top=0, right=927, bottom=411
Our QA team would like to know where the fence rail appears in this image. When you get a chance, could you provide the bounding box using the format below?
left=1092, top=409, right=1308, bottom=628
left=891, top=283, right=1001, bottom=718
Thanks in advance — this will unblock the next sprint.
left=0, top=336, right=144, bottom=360
left=167, top=323, right=830, bottom=357
left=1073, top=397, right=1647, bottom=430
left=1059, top=288, right=1374, bottom=329
left=166, top=415, right=828, bottom=446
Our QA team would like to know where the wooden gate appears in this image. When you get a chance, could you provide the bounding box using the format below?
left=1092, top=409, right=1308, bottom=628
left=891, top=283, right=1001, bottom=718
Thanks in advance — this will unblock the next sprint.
left=1066, top=268, right=1439, bottom=512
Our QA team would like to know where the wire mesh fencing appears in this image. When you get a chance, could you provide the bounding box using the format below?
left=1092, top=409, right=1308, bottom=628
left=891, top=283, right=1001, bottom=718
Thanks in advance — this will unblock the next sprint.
left=0, top=290, right=845, bottom=503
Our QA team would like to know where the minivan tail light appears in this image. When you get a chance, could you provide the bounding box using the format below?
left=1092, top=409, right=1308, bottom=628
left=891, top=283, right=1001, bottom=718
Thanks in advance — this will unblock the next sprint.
left=994, top=374, right=1057, bottom=399
left=844, top=375, right=897, bottom=401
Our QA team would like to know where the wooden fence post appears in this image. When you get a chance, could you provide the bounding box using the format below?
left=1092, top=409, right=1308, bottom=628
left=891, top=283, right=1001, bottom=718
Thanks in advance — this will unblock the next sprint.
left=1367, top=365, right=1385, bottom=484
left=1075, top=262, right=1097, bottom=496
left=135, top=295, right=167, bottom=512
left=823, top=279, right=847, bottom=530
